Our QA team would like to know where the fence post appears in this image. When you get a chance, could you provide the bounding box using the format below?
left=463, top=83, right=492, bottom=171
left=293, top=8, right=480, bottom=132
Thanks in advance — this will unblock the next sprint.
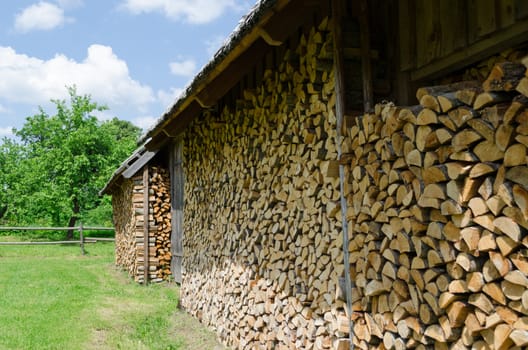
left=79, top=222, right=85, bottom=255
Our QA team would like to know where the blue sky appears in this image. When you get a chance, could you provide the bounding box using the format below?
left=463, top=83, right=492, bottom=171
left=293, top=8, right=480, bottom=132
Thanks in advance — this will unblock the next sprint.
left=0, top=0, right=255, bottom=137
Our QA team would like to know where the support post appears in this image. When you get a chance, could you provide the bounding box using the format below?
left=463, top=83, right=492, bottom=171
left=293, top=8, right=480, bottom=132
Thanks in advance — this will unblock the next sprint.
left=170, top=136, right=184, bottom=284
left=359, top=0, right=373, bottom=112
left=79, top=222, right=85, bottom=255
left=143, top=166, right=150, bottom=284
left=332, top=0, right=354, bottom=349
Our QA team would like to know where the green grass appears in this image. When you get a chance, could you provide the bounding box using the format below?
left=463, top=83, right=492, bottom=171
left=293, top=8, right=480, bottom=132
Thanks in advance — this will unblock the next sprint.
left=0, top=241, right=222, bottom=350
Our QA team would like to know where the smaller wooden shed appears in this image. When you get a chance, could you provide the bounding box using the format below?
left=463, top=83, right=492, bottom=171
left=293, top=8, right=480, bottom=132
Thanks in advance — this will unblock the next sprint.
left=101, top=146, right=174, bottom=283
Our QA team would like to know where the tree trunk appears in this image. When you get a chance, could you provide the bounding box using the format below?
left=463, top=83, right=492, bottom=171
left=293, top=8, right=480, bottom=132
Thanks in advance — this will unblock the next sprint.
left=0, top=204, right=7, bottom=220
left=66, top=198, right=80, bottom=240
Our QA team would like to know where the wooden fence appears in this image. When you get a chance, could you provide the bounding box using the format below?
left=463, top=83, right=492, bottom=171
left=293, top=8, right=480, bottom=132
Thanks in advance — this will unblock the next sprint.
left=0, top=224, right=114, bottom=255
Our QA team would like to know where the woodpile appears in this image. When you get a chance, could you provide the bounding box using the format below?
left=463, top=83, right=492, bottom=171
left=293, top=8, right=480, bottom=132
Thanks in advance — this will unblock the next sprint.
left=180, top=17, right=346, bottom=350
left=168, top=11, right=528, bottom=350
left=113, top=166, right=172, bottom=284
left=462, top=48, right=528, bottom=83
left=112, top=176, right=140, bottom=279
left=151, top=166, right=172, bottom=281
left=342, top=58, right=528, bottom=349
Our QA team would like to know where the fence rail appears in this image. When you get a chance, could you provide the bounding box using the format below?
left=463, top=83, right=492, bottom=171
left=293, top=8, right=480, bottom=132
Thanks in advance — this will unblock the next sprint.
left=0, top=226, right=114, bottom=231
left=0, top=224, right=114, bottom=254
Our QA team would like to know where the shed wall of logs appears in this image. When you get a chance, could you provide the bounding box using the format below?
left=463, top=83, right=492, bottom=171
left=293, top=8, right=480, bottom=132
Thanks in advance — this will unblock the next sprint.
left=180, top=17, right=346, bottom=350
left=177, top=14, right=528, bottom=350
left=340, top=60, right=528, bottom=349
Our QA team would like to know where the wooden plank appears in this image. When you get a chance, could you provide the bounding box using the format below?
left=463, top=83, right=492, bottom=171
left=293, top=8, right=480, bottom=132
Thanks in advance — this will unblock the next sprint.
left=359, top=0, right=373, bottom=111
left=145, top=101, right=202, bottom=151
left=411, top=19, right=528, bottom=81
left=0, top=241, right=88, bottom=245
left=170, top=136, right=184, bottom=284
left=259, top=0, right=318, bottom=46
left=466, top=0, right=478, bottom=44
left=82, top=227, right=115, bottom=231
left=439, top=0, right=467, bottom=57
left=332, top=0, right=354, bottom=345
left=79, top=223, right=85, bottom=255
left=415, top=0, right=440, bottom=68
left=122, top=150, right=157, bottom=179
left=398, top=0, right=415, bottom=71
left=396, top=0, right=416, bottom=105
left=499, top=0, right=516, bottom=28
left=196, top=39, right=270, bottom=108
left=0, top=226, right=82, bottom=231
left=84, top=237, right=115, bottom=241
left=473, top=0, right=497, bottom=38
left=515, top=0, right=528, bottom=20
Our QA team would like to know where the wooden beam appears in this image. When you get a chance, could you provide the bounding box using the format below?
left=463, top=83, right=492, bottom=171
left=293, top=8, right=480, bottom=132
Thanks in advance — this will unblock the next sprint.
left=196, top=39, right=270, bottom=108
left=170, top=136, right=184, bottom=284
left=122, top=150, right=157, bottom=179
left=398, top=0, right=416, bottom=71
left=144, top=101, right=202, bottom=151
left=333, top=0, right=354, bottom=348
left=142, top=166, right=149, bottom=284
left=359, top=0, right=373, bottom=112
left=395, top=0, right=416, bottom=105
left=258, top=28, right=283, bottom=46
left=163, top=100, right=202, bottom=137
left=411, top=19, right=528, bottom=81
left=144, top=0, right=324, bottom=152
left=195, top=96, right=213, bottom=108
left=258, top=0, right=320, bottom=46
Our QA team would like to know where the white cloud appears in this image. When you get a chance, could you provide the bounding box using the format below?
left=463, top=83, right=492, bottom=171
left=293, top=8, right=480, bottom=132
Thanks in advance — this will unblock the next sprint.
left=0, top=127, right=14, bottom=137
left=0, top=104, right=8, bottom=113
left=14, top=2, right=71, bottom=33
left=0, top=45, right=155, bottom=112
left=132, top=116, right=158, bottom=130
left=169, top=59, right=196, bottom=77
left=121, top=0, right=239, bottom=24
left=56, top=0, right=83, bottom=9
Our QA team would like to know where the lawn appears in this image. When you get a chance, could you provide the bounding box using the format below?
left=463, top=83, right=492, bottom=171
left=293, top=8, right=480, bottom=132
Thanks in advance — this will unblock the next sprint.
left=0, top=241, right=222, bottom=350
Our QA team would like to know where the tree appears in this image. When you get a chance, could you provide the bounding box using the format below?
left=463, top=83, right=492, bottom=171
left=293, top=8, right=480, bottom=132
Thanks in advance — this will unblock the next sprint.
left=0, top=87, right=140, bottom=237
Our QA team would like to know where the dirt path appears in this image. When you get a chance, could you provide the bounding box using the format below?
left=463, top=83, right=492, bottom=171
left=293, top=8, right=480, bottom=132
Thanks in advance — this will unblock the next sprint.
left=170, top=308, right=227, bottom=350
left=84, top=265, right=225, bottom=350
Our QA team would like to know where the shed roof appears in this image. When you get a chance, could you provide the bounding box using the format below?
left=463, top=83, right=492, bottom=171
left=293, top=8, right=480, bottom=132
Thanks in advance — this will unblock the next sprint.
left=102, top=0, right=310, bottom=193
left=139, top=0, right=277, bottom=147
left=99, top=145, right=157, bottom=195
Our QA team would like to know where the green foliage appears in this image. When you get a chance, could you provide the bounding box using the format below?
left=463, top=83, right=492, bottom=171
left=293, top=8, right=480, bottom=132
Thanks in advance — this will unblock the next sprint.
left=0, top=87, right=140, bottom=232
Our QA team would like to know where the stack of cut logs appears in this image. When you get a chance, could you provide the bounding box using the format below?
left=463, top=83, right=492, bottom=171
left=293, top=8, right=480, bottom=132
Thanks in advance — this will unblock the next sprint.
left=151, top=166, right=172, bottom=281
left=180, top=17, right=347, bottom=350
left=177, top=12, right=528, bottom=350
left=113, top=174, right=150, bottom=283
left=462, top=48, right=528, bottom=83
left=112, top=176, right=139, bottom=279
left=342, top=58, right=528, bottom=349
left=113, top=166, right=172, bottom=284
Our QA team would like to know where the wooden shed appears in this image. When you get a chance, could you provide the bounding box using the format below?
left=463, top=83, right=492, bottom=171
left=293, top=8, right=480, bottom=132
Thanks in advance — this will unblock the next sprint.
left=102, top=0, right=528, bottom=348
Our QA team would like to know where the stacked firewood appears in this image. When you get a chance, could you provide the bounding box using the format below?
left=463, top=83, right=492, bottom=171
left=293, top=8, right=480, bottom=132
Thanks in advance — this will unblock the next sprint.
left=113, top=174, right=147, bottom=283
left=113, top=167, right=172, bottom=284
left=150, top=166, right=172, bottom=281
left=342, top=59, right=528, bottom=349
left=180, top=17, right=347, bottom=350
left=462, top=48, right=528, bottom=83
